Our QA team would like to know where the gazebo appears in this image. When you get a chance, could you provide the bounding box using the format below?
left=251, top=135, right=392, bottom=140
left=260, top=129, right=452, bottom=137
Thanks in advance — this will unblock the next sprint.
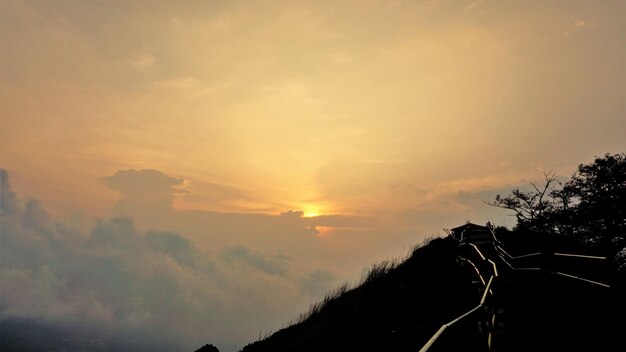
left=444, top=222, right=492, bottom=244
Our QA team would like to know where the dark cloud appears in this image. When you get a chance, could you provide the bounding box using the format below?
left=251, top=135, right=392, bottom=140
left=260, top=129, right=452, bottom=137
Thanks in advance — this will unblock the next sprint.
left=0, top=317, right=182, bottom=352
left=222, top=245, right=290, bottom=276
left=0, top=169, right=18, bottom=214
left=0, top=170, right=339, bottom=352
left=145, top=230, right=214, bottom=273
left=101, top=169, right=185, bottom=214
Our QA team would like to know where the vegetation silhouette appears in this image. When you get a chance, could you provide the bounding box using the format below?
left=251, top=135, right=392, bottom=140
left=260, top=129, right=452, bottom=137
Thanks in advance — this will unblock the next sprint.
left=240, top=237, right=480, bottom=352
left=488, top=153, right=626, bottom=273
left=200, top=153, right=626, bottom=352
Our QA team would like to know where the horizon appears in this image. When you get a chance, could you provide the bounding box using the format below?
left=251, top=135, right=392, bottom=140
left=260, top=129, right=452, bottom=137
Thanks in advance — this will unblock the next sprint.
left=1, top=1, right=625, bottom=351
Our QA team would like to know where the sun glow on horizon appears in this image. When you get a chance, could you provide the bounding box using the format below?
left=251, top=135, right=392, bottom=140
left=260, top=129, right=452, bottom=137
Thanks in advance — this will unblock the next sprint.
left=303, top=210, right=321, bottom=218
left=302, top=205, right=324, bottom=218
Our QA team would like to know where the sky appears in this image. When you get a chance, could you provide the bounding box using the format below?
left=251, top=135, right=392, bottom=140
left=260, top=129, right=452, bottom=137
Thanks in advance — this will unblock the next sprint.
left=1, top=0, right=625, bottom=351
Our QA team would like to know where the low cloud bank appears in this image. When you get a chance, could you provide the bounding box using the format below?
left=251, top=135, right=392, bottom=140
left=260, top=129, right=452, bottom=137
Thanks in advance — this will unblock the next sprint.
left=0, top=170, right=336, bottom=352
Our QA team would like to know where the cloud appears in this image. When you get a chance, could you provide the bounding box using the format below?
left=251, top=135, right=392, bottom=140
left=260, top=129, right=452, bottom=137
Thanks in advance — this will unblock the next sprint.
left=101, top=169, right=185, bottom=200
left=0, top=169, right=18, bottom=214
left=98, top=169, right=371, bottom=264
left=1, top=170, right=339, bottom=352
left=222, top=245, right=290, bottom=276
left=101, top=169, right=186, bottom=214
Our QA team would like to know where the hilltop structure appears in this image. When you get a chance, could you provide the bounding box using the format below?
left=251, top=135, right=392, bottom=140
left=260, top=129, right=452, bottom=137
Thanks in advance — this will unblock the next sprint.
left=444, top=222, right=492, bottom=245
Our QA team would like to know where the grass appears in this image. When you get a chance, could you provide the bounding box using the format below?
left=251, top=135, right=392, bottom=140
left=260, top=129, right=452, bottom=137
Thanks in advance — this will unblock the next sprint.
left=240, top=236, right=479, bottom=352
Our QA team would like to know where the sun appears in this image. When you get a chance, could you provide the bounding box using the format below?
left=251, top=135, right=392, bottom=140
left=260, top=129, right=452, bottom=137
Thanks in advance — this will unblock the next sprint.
left=302, top=205, right=323, bottom=218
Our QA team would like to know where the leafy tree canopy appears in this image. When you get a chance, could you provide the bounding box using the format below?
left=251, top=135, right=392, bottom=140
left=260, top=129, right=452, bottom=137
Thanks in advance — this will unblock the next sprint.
left=488, top=153, right=626, bottom=256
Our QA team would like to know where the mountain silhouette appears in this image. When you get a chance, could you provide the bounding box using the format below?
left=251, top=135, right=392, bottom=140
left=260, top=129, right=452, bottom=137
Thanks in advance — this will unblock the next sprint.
left=213, top=228, right=626, bottom=352
left=194, top=344, right=220, bottom=352
left=240, top=236, right=479, bottom=352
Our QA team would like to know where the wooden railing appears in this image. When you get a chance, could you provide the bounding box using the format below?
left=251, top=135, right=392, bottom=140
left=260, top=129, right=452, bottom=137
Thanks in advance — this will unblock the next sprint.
left=419, top=241, right=499, bottom=351
left=419, top=228, right=613, bottom=351
left=492, top=230, right=611, bottom=288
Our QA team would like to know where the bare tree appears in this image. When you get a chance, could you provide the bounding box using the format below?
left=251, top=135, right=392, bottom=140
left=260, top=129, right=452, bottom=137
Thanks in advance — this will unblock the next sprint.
left=485, top=172, right=560, bottom=232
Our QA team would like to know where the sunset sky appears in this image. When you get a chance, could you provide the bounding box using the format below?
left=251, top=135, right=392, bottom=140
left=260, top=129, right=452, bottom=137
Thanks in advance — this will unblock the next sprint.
left=1, top=1, right=625, bottom=351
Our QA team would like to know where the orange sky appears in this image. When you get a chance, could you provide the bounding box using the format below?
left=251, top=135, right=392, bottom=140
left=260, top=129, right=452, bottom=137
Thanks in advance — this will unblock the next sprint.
left=2, top=0, right=623, bottom=218
left=1, top=1, right=625, bottom=349
left=3, top=0, right=626, bottom=282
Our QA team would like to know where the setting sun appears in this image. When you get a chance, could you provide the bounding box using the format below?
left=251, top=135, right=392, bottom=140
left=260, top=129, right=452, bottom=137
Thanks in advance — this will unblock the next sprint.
left=303, top=208, right=322, bottom=218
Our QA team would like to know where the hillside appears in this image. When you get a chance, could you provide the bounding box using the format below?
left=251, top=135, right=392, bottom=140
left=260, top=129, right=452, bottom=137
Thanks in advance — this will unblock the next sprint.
left=239, top=237, right=481, bottom=352
left=234, top=232, right=626, bottom=352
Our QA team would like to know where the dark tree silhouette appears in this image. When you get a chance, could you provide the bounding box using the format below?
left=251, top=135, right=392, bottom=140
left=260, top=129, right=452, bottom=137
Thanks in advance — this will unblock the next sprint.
left=486, top=172, right=561, bottom=234
left=488, top=153, right=626, bottom=256
left=560, top=153, right=626, bottom=251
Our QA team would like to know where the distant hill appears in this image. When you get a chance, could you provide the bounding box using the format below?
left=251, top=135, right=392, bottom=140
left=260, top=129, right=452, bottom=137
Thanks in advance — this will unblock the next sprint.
left=232, top=234, right=625, bottom=352
left=240, top=237, right=480, bottom=352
